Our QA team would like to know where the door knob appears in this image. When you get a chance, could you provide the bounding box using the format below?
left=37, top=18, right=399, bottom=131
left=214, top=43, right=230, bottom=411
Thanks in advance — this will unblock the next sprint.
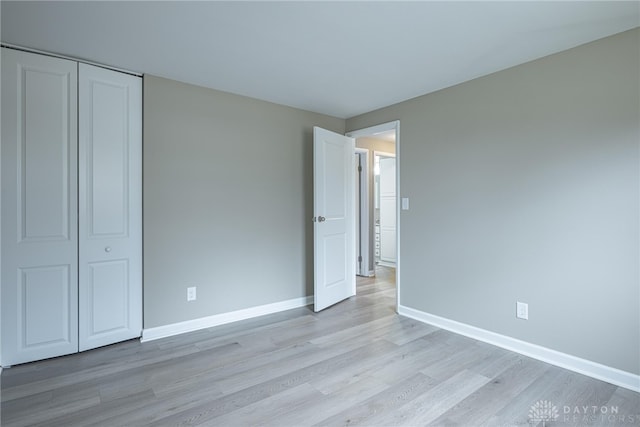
left=105, top=247, right=112, bottom=253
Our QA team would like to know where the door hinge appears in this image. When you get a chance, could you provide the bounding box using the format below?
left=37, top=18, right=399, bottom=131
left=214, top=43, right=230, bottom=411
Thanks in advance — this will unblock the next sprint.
left=358, top=165, right=362, bottom=173
left=358, top=256, right=362, bottom=262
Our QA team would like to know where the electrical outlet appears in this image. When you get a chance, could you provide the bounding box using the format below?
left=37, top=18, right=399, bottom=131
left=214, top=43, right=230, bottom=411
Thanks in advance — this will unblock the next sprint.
left=187, top=286, right=197, bottom=302
left=516, top=301, right=528, bottom=320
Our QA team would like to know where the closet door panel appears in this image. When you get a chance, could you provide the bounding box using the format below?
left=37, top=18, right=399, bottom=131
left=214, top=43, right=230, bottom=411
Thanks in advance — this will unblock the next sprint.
left=78, top=63, right=142, bottom=351
left=1, top=48, right=79, bottom=366
left=87, top=81, right=128, bottom=236
left=22, top=70, right=73, bottom=240
left=20, top=265, right=73, bottom=347
left=86, top=260, right=128, bottom=336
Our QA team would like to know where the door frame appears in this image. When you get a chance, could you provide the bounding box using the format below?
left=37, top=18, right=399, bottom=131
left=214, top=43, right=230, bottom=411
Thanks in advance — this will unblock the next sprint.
left=354, top=148, right=370, bottom=277
left=346, top=121, right=400, bottom=313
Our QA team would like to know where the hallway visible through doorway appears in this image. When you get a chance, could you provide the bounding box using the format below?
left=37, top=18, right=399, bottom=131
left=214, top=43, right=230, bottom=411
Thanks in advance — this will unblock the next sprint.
left=348, top=120, right=400, bottom=313
left=356, top=266, right=396, bottom=311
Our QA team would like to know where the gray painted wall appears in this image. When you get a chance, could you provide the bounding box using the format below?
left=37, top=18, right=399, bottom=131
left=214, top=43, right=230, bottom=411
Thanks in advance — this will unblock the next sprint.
left=355, top=137, right=396, bottom=272
left=347, top=29, right=640, bottom=375
left=143, top=76, right=344, bottom=328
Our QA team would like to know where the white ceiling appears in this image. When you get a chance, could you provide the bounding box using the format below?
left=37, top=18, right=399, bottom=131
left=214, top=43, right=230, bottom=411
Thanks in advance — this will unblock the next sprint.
left=2, top=1, right=638, bottom=119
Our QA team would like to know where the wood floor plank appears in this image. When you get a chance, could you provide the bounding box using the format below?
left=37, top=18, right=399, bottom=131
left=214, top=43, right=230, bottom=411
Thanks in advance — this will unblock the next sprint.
left=214, top=330, right=402, bottom=396
left=1, top=343, right=201, bottom=402
left=430, top=356, right=551, bottom=426
left=31, top=389, right=158, bottom=427
left=606, top=387, right=640, bottom=425
left=483, top=365, right=576, bottom=426
left=2, top=385, right=101, bottom=427
left=188, top=313, right=318, bottom=352
left=547, top=373, right=618, bottom=427
left=384, top=317, right=440, bottom=346
left=88, top=382, right=223, bottom=427
left=274, top=376, right=390, bottom=426
left=205, top=382, right=324, bottom=426
left=0, top=339, right=159, bottom=388
left=419, top=342, right=495, bottom=381
left=310, top=337, right=438, bottom=395
left=314, top=372, right=439, bottom=427
left=371, top=369, right=491, bottom=426
left=150, top=341, right=313, bottom=398
left=309, top=315, right=397, bottom=347
left=150, top=340, right=399, bottom=426
left=369, top=336, right=456, bottom=386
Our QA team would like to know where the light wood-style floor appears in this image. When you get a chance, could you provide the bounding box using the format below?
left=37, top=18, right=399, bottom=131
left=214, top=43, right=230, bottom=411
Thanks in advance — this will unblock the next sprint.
left=2, top=267, right=638, bottom=426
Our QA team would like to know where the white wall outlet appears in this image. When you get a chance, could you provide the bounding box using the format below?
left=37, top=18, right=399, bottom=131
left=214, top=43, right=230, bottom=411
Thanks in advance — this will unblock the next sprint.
left=516, top=301, right=528, bottom=320
left=401, top=197, right=410, bottom=211
left=187, top=286, right=197, bottom=302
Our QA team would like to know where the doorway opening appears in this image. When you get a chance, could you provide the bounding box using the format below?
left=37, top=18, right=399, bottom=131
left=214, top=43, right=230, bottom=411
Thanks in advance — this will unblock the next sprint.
left=347, top=121, right=400, bottom=312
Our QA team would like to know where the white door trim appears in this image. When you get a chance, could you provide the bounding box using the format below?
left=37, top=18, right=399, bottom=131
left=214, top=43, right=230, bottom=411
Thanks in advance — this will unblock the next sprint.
left=354, top=148, right=370, bottom=277
left=346, top=121, right=400, bottom=313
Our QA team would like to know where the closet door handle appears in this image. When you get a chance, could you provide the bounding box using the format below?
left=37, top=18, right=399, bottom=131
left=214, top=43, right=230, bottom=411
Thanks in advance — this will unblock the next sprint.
left=105, top=247, right=112, bottom=253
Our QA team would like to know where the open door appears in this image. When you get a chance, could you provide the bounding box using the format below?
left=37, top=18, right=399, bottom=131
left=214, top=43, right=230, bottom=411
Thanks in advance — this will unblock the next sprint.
left=313, top=127, right=355, bottom=312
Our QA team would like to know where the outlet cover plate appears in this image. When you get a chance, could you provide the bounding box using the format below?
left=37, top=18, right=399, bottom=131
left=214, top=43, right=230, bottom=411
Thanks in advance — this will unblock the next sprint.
left=516, top=301, right=528, bottom=320
left=187, top=286, right=197, bottom=302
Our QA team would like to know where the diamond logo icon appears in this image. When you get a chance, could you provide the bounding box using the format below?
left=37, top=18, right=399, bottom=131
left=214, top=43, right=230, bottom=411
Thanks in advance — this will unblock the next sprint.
left=529, top=400, right=559, bottom=426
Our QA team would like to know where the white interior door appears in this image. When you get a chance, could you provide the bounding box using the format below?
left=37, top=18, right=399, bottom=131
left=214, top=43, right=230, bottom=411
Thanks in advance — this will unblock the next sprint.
left=1, top=48, right=79, bottom=366
left=313, top=127, right=355, bottom=312
left=78, top=64, right=142, bottom=351
left=379, top=157, right=397, bottom=264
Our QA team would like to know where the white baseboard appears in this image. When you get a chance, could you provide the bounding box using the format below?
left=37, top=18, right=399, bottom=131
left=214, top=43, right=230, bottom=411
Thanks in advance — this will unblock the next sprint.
left=142, top=296, right=313, bottom=343
left=398, top=305, right=640, bottom=393
left=358, top=270, right=376, bottom=278
left=377, top=261, right=396, bottom=268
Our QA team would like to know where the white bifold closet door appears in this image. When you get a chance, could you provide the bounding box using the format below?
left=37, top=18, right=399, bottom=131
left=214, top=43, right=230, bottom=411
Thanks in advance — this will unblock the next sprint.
left=1, top=48, right=142, bottom=366
left=78, top=63, right=142, bottom=352
left=1, top=49, right=80, bottom=365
